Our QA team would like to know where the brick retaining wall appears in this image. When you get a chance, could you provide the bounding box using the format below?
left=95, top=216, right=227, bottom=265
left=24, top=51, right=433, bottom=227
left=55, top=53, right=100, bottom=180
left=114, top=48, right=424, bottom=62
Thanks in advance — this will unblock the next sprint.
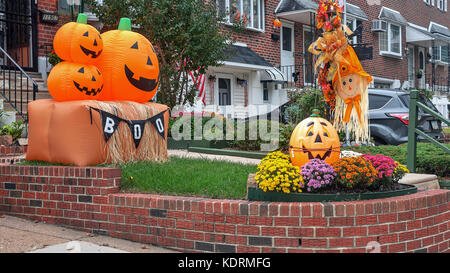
left=0, top=165, right=448, bottom=253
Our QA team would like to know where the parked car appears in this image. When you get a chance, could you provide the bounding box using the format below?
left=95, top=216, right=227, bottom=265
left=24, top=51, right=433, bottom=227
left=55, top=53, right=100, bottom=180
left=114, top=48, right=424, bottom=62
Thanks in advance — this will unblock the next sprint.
left=368, top=89, right=444, bottom=145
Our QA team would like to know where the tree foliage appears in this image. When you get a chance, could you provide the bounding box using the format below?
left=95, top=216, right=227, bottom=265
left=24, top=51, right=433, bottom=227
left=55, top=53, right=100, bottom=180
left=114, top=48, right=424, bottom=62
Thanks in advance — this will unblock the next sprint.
left=85, top=0, right=243, bottom=108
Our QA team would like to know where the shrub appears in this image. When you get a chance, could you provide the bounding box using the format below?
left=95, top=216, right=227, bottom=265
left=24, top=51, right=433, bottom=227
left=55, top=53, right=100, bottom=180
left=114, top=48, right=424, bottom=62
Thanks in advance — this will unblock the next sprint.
left=229, top=119, right=282, bottom=151
left=255, top=151, right=304, bottom=194
left=1, top=122, right=24, bottom=141
left=332, top=156, right=378, bottom=189
left=301, top=159, right=337, bottom=192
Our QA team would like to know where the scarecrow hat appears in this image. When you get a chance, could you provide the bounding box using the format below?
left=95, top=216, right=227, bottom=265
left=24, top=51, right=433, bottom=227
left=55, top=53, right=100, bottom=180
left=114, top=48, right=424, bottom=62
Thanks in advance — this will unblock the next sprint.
left=332, top=46, right=373, bottom=87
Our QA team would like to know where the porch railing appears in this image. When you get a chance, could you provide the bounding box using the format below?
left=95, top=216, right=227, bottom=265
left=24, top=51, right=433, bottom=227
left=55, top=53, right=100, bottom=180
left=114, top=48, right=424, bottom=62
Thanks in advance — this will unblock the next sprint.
left=407, top=90, right=450, bottom=172
left=280, top=63, right=316, bottom=89
left=0, top=46, right=38, bottom=122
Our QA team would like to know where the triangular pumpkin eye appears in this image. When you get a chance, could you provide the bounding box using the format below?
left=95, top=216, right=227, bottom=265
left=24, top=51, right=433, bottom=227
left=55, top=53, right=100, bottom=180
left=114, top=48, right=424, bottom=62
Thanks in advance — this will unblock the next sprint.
left=92, top=76, right=96, bottom=81
left=131, top=42, right=138, bottom=49
left=83, top=31, right=89, bottom=37
left=147, top=56, right=152, bottom=65
left=78, top=67, right=85, bottom=73
left=307, top=131, right=314, bottom=137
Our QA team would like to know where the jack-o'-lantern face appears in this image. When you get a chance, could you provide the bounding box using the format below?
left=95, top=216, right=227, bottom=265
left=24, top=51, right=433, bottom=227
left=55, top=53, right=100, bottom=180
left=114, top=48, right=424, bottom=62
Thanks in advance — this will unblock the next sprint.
left=47, top=62, right=104, bottom=101
left=53, top=13, right=103, bottom=64
left=289, top=112, right=340, bottom=167
left=96, top=18, right=159, bottom=102
left=124, top=40, right=159, bottom=92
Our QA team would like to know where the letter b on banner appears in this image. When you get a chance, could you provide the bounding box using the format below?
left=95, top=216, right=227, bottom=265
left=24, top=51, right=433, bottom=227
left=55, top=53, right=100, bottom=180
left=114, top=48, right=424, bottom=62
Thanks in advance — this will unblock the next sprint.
left=104, top=117, right=116, bottom=134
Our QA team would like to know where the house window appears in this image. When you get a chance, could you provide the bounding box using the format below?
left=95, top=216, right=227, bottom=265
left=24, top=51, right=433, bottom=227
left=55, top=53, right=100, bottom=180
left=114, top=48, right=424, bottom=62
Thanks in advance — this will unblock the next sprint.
left=432, top=45, right=449, bottom=63
left=424, top=0, right=431, bottom=5
left=263, top=82, right=269, bottom=102
left=346, top=17, right=363, bottom=45
left=217, top=0, right=264, bottom=31
left=379, top=23, right=401, bottom=56
left=437, top=0, right=447, bottom=10
left=58, top=0, right=84, bottom=16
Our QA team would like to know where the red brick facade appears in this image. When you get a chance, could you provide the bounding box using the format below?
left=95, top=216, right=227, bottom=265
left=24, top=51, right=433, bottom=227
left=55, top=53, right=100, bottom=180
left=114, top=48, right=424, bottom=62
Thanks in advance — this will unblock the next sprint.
left=0, top=164, right=449, bottom=253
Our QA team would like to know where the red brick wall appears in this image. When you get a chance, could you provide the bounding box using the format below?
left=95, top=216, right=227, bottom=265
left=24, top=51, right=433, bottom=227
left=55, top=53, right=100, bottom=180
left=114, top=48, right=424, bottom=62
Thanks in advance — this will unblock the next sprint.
left=37, top=0, right=72, bottom=57
left=1, top=165, right=449, bottom=253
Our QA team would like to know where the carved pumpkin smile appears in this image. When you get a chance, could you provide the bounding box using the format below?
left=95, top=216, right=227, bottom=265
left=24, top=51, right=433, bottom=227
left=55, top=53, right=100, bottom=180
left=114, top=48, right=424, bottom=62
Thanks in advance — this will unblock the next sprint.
left=73, top=80, right=103, bottom=96
left=124, top=64, right=158, bottom=92
left=80, top=45, right=102, bottom=58
left=301, top=144, right=333, bottom=160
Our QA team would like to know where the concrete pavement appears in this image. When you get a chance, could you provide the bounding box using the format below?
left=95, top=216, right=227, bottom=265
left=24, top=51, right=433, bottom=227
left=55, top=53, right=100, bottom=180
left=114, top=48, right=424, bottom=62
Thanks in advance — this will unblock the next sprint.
left=0, top=214, right=177, bottom=253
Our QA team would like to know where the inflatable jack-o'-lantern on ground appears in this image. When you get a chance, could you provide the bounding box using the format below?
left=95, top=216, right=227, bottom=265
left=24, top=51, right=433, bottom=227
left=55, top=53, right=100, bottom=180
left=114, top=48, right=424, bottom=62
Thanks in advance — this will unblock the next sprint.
left=26, top=15, right=168, bottom=166
left=289, top=109, right=340, bottom=168
left=308, top=0, right=373, bottom=143
left=96, top=18, right=160, bottom=102
left=53, top=13, right=103, bottom=64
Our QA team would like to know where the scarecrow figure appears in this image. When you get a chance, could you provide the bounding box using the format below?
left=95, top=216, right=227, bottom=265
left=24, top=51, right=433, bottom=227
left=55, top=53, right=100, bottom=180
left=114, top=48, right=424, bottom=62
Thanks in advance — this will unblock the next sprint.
left=308, top=0, right=373, bottom=143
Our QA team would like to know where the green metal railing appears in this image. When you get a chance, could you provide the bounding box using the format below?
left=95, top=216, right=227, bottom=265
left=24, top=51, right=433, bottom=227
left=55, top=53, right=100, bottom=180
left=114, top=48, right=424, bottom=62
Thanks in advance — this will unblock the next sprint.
left=407, top=90, right=450, bottom=172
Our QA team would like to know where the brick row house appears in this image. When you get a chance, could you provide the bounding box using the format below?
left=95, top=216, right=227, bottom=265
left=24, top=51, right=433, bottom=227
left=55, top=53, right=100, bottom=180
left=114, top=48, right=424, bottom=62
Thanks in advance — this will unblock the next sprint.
left=1, top=0, right=449, bottom=119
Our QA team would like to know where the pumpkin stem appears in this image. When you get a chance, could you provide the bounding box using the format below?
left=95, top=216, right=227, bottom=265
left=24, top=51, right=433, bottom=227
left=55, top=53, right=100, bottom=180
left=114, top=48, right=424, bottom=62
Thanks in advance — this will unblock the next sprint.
left=118, top=18, right=132, bottom=31
left=76, top=13, right=87, bottom=24
left=310, top=109, right=321, bottom=117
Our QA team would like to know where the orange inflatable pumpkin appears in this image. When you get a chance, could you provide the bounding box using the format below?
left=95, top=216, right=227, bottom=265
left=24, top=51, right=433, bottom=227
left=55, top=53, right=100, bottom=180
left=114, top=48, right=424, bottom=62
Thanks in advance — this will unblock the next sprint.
left=47, top=61, right=104, bottom=101
left=289, top=110, right=340, bottom=167
left=96, top=17, right=159, bottom=102
left=53, top=13, right=103, bottom=64
left=273, top=19, right=282, bottom=28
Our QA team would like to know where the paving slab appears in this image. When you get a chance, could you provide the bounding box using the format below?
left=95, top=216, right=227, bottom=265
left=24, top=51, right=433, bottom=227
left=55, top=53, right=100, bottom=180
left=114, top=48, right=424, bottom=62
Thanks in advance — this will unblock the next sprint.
left=0, top=215, right=177, bottom=253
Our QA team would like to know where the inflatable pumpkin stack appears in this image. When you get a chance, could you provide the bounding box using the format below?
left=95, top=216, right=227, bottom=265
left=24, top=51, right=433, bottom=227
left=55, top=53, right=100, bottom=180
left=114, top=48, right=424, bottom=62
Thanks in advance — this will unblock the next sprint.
left=26, top=15, right=169, bottom=166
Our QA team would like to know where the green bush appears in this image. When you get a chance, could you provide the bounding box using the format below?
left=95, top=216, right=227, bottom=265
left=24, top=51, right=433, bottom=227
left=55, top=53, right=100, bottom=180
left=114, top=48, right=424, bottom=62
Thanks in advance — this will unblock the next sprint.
left=229, top=119, right=282, bottom=151
left=1, top=122, right=24, bottom=141
left=342, top=143, right=450, bottom=177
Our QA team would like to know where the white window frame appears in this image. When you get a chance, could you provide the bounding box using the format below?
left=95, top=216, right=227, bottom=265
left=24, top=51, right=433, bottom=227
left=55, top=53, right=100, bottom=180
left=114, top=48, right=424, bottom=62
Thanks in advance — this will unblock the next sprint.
left=346, top=17, right=358, bottom=44
left=379, top=22, right=402, bottom=58
left=217, top=0, right=265, bottom=32
left=424, top=0, right=431, bottom=5
left=303, top=25, right=314, bottom=85
left=431, top=45, right=449, bottom=64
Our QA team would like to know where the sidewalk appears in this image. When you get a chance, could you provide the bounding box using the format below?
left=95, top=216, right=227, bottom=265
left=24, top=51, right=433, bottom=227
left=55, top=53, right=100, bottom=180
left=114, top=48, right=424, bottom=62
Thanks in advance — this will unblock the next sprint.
left=0, top=214, right=176, bottom=253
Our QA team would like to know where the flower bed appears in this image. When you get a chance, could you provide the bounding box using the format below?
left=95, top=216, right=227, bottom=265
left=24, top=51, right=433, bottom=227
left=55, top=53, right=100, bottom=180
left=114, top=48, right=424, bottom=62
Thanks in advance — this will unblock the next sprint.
left=252, top=151, right=412, bottom=201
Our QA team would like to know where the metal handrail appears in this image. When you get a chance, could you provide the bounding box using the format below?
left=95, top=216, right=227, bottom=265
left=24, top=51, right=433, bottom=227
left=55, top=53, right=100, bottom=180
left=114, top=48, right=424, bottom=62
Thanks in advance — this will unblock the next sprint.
left=0, top=45, right=39, bottom=122
left=406, top=90, right=450, bottom=172
left=0, top=46, right=38, bottom=87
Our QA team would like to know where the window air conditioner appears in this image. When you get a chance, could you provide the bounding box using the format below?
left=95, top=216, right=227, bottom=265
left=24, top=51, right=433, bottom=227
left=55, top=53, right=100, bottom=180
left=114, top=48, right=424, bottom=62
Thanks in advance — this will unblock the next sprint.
left=371, top=20, right=387, bottom=32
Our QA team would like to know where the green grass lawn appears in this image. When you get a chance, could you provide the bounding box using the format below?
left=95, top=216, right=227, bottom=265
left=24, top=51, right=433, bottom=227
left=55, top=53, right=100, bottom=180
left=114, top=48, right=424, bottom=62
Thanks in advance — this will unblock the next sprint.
left=117, top=157, right=257, bottom=199
left=19, top=157, right=257, bottom=199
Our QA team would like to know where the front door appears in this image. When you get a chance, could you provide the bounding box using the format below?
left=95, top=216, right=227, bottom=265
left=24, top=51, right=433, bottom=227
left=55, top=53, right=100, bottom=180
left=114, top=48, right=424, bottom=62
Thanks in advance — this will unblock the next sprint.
left=280, top=21, right=294, bottom=82
left=0, top=0, right=38, bottom=71
left=418, top=48, right=426, bottom=89
left=217, top=77, right=232, bottom=106
left=303, top=27, right=314, bottom=85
